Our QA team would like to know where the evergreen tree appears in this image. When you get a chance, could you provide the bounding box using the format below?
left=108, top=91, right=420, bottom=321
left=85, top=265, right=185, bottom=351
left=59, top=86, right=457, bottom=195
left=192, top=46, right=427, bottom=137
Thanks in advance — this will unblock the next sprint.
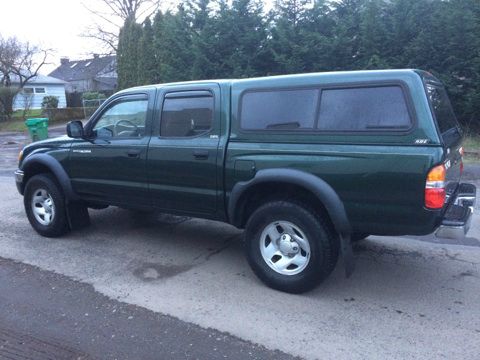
left=153, top=6, right=194, bottom=82
left=190, top=0, right=226, bottom=79
left=227, top=0, right=269, bottom=77
left=137, top=17, right=157, bottom=85
left=269, top=0, right=311, bottom=74
left=358, top=0, right=389, bottom=68
left=329, top=0, right=363, bottom=70
left=117, top=17, right=143, bottom=89
left=302, top=0, right=337, bottom=72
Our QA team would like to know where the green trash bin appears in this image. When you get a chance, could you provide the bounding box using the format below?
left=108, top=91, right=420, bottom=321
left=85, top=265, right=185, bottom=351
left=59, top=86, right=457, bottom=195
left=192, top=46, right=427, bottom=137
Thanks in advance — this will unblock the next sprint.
left=25, top=118, right=49, bottom=142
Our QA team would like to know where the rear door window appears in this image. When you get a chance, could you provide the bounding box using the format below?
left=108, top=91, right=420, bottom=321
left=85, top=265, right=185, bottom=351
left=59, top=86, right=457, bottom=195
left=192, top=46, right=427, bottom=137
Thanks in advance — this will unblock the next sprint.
left=161, top=96, right=213, bottom=137
left=317, top=86, right=412, bottom=131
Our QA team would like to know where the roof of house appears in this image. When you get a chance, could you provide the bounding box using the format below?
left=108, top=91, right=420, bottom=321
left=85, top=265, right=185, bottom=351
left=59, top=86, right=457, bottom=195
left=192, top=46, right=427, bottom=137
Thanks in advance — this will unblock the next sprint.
left=49, top=55, right=116, bottom=82
left=9, top=74, right=66, bottom=85
left=94, top=76, right=117, bottom=87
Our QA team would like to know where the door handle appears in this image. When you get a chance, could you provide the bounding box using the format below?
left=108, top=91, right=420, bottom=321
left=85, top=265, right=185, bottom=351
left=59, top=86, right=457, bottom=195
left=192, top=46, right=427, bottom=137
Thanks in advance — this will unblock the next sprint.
left=126, top=149, right=141, bottom=158
left=193, top=149, right=209, bottom=160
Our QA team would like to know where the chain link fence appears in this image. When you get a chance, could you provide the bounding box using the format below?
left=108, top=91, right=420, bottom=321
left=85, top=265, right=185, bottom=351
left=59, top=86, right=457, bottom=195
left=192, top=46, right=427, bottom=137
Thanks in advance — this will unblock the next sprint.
left=82, top=98, right=106, bottom=119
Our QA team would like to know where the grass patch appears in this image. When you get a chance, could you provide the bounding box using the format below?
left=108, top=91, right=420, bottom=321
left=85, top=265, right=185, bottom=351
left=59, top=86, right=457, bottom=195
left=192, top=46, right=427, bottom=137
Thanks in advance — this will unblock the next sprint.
left=0, top=119, right=28, bottom=132
left=11, top=109, right=43, bottom=119
left=0, top=117, right=70, bottom=133
left=463, top=135, right=480, bottom=152
left=0, top=109, right=46, bottom=132
left=463, top=134, right=480, bottom=163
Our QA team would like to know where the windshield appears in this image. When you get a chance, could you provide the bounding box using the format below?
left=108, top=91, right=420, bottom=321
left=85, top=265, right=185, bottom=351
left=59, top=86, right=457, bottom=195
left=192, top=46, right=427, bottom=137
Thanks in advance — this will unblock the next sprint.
left=424, top=82, right=462, bottom=145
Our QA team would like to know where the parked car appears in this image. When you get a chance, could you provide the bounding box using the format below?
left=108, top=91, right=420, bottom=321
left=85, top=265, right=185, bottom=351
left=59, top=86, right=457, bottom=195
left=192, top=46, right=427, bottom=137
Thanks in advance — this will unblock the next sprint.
left=15, top=70, right=476, bottom=293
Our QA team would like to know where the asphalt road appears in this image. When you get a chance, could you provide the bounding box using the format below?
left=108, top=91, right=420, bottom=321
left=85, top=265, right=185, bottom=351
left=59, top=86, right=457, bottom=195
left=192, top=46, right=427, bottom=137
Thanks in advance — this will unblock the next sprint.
left=0, top=174, right=479, bottom=359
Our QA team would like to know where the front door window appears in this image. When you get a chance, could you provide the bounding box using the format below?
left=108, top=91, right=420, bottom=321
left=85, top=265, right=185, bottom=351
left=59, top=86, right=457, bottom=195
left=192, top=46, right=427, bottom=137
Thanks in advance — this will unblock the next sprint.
left=93, top=99, right=148, bottom=138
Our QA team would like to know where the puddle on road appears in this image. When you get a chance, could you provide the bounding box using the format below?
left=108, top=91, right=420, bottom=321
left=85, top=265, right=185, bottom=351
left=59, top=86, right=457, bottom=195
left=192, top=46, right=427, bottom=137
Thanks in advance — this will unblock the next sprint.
left=133, top=262, right=192, bottom=282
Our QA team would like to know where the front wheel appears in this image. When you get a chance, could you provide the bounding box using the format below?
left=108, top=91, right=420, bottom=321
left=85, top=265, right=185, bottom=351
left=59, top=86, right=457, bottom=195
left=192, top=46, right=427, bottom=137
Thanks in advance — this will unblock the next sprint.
left=24, top=174, right=70, bottom=237
left=245, top=201, right=339, bottom=293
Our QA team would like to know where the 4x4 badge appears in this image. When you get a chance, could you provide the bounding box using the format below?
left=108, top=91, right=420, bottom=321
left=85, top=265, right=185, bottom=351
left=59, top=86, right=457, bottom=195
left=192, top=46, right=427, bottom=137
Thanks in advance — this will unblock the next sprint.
left=414, top=139, right=429, bottom=144
left=73, top=149, right=92, bottom=154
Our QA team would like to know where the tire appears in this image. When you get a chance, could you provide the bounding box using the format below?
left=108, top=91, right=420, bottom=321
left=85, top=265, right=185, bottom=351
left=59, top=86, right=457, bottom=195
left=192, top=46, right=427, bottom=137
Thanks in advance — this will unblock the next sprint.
left=24, top=173, right=70, bottom=237
left=351, top=233, right=369, bottom=242
left=245, top=201, right=339, bottom=294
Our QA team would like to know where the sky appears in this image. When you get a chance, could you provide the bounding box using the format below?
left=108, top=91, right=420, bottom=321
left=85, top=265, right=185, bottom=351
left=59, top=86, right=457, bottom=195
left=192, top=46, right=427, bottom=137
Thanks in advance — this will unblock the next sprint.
left=0, top=0, right=177, bottom=74
left=0, top=1, right=104, bottom=73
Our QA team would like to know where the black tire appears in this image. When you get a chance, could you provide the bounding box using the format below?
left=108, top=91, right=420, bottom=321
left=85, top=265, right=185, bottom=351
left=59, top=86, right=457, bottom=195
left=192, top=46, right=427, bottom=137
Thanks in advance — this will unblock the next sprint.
left=245, top=201, right=339, bottom=294
left=351, top=233, right=369, bottom=242
left=24, top=173, right=70, bottom=237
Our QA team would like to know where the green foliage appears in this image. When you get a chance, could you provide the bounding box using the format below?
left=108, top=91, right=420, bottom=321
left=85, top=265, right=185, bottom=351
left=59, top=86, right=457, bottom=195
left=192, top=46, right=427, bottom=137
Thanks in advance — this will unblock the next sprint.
left=82, top=92, right=107, bottom=100
left=138, top=17, right=157, bottom=85
left=116, top=0, right=480, bottom=131
left=117, top=17, right=143, bottom=89
left=0, top=86, right=20, bottom=119
left=41, top=96, right=60, bottom=121
left=41, top=96, right=59, bottom=109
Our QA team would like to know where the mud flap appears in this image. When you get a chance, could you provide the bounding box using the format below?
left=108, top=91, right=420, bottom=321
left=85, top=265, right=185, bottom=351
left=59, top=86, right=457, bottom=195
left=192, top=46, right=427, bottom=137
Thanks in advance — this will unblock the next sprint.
left=340, top=233, right=355, bottom=277
left=66, top=201, right=90, bottom=230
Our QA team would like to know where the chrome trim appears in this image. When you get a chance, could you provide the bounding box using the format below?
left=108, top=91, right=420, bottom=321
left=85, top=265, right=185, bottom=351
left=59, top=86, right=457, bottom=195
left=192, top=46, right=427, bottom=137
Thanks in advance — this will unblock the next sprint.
left=425, top=180, right=445, bottom=188
left=436, top=183, right=476, bottom=240
left=455, top=184, right=477, bottom=213
left=436, top=214, right=472, bottom=240
left=14, top=169, right=24, bottom=183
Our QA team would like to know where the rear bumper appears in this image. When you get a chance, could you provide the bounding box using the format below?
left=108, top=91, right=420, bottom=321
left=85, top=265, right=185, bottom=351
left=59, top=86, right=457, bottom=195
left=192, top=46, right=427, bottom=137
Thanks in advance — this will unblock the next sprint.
left=435, top=183, right=476, bottom=240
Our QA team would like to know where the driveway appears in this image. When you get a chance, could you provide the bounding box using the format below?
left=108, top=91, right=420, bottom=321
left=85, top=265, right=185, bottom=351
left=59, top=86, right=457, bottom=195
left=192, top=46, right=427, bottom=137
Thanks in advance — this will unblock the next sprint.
left=0, top=173, right=479, bottom=359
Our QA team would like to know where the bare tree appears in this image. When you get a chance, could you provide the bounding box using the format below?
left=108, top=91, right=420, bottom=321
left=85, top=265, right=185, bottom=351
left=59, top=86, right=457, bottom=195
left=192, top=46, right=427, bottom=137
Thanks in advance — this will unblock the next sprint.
left=20, top=91, right=34, bottom=121
left=82, top=0, right=162, bottom=54
left=0, top=36, right=50, bottom=118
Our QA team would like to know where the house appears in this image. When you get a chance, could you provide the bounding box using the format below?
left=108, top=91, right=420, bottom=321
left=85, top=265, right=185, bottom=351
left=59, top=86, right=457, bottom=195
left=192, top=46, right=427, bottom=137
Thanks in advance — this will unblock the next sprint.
left=13, top=74, right=67, bottom=110
left=49, top=55, right=117, bottom=94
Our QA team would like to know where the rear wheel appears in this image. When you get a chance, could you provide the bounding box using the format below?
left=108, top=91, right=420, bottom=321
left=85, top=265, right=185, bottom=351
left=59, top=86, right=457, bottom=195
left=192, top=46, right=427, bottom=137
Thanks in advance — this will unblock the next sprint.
left=24, top=174, right=70, bottom=237
left=245, top=201, right=339, bottom=293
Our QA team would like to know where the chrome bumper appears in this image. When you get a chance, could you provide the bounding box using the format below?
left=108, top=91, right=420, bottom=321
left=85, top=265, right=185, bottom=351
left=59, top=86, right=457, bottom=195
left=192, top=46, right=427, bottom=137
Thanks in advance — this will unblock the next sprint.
left=436, top=183, right=476, bottom=240
left=14, top=169, right=24, bottom=183
left=14, top=169, right=24, bottom=194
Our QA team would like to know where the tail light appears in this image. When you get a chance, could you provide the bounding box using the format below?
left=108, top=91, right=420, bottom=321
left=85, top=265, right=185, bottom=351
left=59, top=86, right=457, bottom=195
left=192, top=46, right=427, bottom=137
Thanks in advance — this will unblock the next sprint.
left=425, top=164, right=446, bottom=209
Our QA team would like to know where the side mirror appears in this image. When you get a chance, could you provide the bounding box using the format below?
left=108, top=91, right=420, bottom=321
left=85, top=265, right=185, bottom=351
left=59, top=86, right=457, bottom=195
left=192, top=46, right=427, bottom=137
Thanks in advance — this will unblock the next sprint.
left=67, top=120, right=84, bottom=138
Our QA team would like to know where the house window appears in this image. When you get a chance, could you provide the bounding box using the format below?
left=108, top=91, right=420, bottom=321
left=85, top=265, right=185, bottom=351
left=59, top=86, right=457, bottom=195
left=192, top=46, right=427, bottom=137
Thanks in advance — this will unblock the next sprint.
left=22, top=87, right=34, bottom=94
left=34, top=87, right=46, bottom=94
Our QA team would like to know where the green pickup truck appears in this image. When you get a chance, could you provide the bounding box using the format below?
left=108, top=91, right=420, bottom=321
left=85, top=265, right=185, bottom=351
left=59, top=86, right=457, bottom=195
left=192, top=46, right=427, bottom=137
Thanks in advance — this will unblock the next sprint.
left=15, top=70, right=476, bottom=293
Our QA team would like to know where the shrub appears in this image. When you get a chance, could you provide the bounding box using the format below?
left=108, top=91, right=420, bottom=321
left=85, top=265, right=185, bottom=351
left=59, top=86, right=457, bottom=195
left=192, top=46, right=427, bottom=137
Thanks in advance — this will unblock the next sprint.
left=41, top=96, right=59, bottom=121
left=49, top=107, right=87, bottom=122
left=41, top=96, right=59, bottom=109
left=82, top=92, right=107, bottom=101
